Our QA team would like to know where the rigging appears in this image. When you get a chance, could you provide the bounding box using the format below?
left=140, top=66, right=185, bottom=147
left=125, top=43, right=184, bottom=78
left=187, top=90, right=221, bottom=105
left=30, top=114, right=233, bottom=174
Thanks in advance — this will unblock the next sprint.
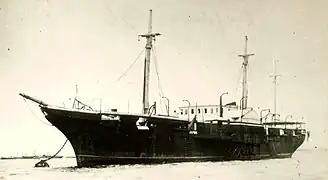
left=152, top=40, right=166, bottom=114
left=87, top=47, right=146, bottom=106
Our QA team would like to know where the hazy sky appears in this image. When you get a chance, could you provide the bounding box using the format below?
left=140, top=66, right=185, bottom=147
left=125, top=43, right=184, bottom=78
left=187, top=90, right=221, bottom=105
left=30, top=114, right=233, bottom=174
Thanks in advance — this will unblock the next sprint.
left=0, top=0, right=327, bottom=156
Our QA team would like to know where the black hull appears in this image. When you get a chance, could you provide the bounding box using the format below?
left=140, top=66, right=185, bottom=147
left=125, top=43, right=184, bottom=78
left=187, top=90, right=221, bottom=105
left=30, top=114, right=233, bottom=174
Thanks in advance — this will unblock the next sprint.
left=76, top=153, right=293, bottom=167
left=41, top=107, right=305, bottom=167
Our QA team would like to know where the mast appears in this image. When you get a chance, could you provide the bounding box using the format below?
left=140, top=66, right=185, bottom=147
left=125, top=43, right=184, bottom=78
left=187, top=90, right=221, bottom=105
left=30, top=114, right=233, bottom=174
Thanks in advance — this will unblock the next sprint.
left=238, top=36, right=254, bottom=110
left=270, top=58, right=281, bottom=121
left=139, top=10, right=161, bottom=114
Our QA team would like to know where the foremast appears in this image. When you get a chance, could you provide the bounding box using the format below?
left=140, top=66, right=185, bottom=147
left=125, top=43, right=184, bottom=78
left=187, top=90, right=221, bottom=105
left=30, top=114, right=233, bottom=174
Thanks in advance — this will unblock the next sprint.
left=238, top=36, right=254, bottom=110
left=139, top=9, right=161, bottom=114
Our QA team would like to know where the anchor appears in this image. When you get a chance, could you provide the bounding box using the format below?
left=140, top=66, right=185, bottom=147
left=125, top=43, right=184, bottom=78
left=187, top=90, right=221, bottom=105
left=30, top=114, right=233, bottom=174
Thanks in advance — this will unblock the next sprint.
left=34, top=160, right=49, bottom=167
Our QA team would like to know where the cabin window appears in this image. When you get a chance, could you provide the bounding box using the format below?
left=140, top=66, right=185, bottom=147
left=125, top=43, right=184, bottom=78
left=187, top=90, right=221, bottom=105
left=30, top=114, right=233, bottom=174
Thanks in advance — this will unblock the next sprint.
left=211, top=108, right=214, bottom=114
left=204, top=108, right=207, bottom=114
left=185, top=109, right=188, bottom=115
left=180, top=109, right=183, bottom=115
left=216, top=108, right=219, bottom=113
left=198, top=109, right=201, bottom=114
left=191, top=109, right=194, bottom=114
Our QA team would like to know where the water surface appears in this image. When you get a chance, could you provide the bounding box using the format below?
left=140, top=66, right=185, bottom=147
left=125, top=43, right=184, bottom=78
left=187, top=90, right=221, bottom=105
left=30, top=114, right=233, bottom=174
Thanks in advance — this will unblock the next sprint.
left=1, top=147, right=327, bottom=180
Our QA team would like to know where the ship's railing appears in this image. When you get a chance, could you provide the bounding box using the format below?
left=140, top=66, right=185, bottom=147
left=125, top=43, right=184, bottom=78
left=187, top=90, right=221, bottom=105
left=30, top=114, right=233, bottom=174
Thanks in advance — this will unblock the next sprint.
left=203, top=119, right=263, bottom=127
left=263, top=121, right=306, bottom=129
left=72, top=98, right=94, bottom=111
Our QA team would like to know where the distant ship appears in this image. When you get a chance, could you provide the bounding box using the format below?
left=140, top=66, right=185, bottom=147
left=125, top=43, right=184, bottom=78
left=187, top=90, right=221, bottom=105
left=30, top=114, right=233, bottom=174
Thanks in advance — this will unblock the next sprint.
left=0, top=155, right=63, bottom=160
left=20, top=9, right=306, bottom=167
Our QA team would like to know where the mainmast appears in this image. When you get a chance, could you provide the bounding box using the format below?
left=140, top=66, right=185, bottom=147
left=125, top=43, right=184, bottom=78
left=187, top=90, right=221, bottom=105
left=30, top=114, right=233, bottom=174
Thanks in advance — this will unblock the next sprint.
left=238, top=36, right=254, bottom=110
left=139, top=9, right=161, bottom=114
left=270, top=58, right=281, bottom=121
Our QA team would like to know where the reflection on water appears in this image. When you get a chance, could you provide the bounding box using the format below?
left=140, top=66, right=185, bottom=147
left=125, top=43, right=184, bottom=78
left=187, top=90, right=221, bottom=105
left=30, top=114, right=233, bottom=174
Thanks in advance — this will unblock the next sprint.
left=1, top=147, right=327, bottom=180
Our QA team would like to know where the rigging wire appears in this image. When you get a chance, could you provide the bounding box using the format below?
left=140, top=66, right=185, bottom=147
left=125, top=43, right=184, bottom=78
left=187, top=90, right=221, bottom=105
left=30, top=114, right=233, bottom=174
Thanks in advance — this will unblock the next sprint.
left=152, top=40, right=166, bottom=114
left=87, top=47, right=146, bottom=105
left=233, top=65, right=243, bottom=101
left=23, top=97, right=53, bottom=126
left=245, top=64, right=249, bottom=104
left=21, top=97, right=69, bottom=167
left=152, top=43, right=165, bottom=96
left=115, top=48, right=146, bottom=84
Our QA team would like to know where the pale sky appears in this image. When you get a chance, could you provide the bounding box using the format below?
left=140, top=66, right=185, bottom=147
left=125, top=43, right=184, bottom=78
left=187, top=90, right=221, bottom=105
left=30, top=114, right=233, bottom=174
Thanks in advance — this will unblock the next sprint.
left=0, top=0, right=327, bottom=156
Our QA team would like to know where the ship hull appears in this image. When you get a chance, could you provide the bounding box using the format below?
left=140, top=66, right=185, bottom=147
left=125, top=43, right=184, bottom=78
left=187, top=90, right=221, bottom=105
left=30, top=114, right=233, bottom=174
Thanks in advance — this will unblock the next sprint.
left=41, top=106, right=305, bottom=167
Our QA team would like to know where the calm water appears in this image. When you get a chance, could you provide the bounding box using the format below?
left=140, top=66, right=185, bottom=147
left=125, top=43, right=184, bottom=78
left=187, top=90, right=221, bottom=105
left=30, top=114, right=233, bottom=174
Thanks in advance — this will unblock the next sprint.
left=1, top=147, right=327, bottom=180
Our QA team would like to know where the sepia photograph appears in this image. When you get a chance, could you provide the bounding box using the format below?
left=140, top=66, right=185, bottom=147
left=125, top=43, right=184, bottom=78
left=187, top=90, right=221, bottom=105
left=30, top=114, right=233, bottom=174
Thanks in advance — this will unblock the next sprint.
left=0, top=0, right=327, bottom=179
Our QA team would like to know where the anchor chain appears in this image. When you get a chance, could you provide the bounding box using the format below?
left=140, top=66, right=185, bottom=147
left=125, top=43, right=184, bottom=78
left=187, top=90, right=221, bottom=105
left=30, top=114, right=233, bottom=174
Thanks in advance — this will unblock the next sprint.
left=35, top=139, right=68, bottom=167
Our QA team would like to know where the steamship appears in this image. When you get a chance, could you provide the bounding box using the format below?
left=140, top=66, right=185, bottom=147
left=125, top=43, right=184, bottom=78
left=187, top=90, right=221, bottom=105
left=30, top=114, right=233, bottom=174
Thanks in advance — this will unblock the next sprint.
left=20, top=9, right=306, bottom=167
